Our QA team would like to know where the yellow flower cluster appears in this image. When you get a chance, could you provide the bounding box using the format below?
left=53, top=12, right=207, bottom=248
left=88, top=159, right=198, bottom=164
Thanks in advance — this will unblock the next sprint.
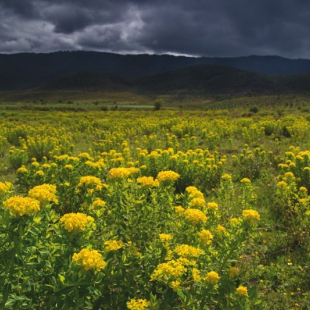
left=0, top=181, right=12, bottom=195
left=3, top=196, right=40, bottom=216
left=150, top=259, right=187, bottom=281
left=137, top=176, right=159, bottom=188
left=28, top=184, right=58, bottom=204
left=240, top=178, right=251, bottom=183
left=205, top=271, right=220, bottom=284
left=60, top=213, right=94, bottom=234
left=185, top=186, right=204, bottom=198
left=175, top=205, right=185, bottom=214
left=156, top=170, right=180, bottom=183
left=170, top=280, right=180, bottom=290
left=189, top=197, right=206, bottom=208
left=108, top=167, right=139, bottom=179
left=207, top=202, right=219, bottom=211
left=236, top=285, right=248, bottom=296
left=91, top=198, right=106, bottom=209
left=284, top=171, right=295, bottom=180
left=183, top=208, right=207, bottom=225
left=72, top=248, right=106, bottom=271
left=76, top=176, right=102, bottom=191
left=104, top=240, right=123, bottom=251
left=277, top=181, right=288, bottom=188
left=229, top=266, right=240, bottom=278
left=174, top=244, right=204, bottom=258
left=78, top=152, right=92, bottom=160
left=127, top=298, right=150, bottom=310
left=229, top=217, right=241, bottom=226
left=192, top=268, right=201, bottom=282
left=221, top=174, right=232, bottom=180
left=159, top=233, right=173, bottom=242
left=198, top=229, right=213, bottom=245
left=216, top=224, right=226, bottom=233
left=17, top=165, right=28, bottom=174
left=242, top=209, right=260, bottom=223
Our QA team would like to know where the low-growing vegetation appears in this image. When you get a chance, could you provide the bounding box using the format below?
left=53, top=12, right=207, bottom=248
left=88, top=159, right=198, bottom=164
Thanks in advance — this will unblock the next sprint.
left=1, top=105, right=310, bottom=309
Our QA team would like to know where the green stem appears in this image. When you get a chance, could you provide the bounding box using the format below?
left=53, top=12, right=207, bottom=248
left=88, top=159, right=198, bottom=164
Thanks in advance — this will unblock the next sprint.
left=1, top=222, right=23, bottom=308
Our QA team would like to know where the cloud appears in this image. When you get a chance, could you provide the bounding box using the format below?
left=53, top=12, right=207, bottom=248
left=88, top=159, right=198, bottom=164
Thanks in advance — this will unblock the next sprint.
left=0, top=0, right=310, bottom=58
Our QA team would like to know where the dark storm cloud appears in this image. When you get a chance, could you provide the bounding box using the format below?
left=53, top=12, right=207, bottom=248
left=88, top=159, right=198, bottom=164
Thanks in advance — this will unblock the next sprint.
left=0, top=0, right=38, bottom=18
left=0, top=0, right=310, bottom=58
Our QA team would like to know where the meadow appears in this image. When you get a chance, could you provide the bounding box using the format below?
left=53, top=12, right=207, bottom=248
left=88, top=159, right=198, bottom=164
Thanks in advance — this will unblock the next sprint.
left=1, top=104, right=310, bottom=309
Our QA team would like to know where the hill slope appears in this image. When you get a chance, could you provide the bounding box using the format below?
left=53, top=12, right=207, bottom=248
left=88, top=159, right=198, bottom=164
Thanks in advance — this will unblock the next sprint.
left=42, top=71, right=131, bottom=91
left=1, top=51, right=310, bottom=91
left=38, top=64, right=310, bottom=96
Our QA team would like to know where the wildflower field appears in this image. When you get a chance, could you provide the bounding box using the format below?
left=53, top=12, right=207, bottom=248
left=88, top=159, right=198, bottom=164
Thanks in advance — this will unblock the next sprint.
left=1, top=107, right=310, bottom=309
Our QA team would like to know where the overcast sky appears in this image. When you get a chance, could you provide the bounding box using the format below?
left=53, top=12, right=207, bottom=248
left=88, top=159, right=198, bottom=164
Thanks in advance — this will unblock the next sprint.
left=1, top=0, right=310, bottom=58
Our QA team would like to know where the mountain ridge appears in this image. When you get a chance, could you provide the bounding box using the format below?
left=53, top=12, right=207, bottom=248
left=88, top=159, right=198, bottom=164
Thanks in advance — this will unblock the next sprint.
left=38, top=64, right=310, bottom=96
left=1, top=51, right=310, bottom=91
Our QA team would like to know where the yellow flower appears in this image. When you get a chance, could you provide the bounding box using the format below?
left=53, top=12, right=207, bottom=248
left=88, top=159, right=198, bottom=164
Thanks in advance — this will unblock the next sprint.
left=221, top=174, right=232, bottom=180
left=3, top=196, right=40, bottom=216
left=174, top=244, right=204, bottom=258
left=284, top=172, right=295, bottom=179
left=108, top=167, right=132, bottom=179
left=198, top=229, right=213, bottom=245
left=28, top=184, right=58, bottom=204
left=192, top=268, right=201, bottom=283
left=205, top=271, right=220, bottom=284
left=76, top=176, right=102, bottom=191
left=60, top=213, right=94, bottom=234
left=229, top=217, right=241, bottom=225
left=104, top=240, right=123, bottom=251
left=159, top=233, right=173, bottom=242
left=277, top=181, right=288, bottom=188
left=175, top=206, right=185, bottom=214
left=78, top=152, right=92, bottom=160
left=170, top=280, right=181, bottom=291
left=127, top=298, right=150, bottom=310
left=216, top=225, right=226, bottom=233
left=240, top=178, right=251, bottom=183
left=72, top=248, right=106, bottom=271
left=207, top=202, right=219, bottom=211
left=278, top=163, right=289, bottom=169
left=128, top=167, right=140, bottom=175
left=229, top=267, right=239, bottom=278
left=156, top=170, right=180, bottom=183
left=17, top=166, right=28, bottom=173
left=190, top=198, right=206, bottom=208
left=150, top=259, right=187, bottom=281
left=0, top=181, right=12, bottom=195
left=185, top=186, right=204, bottom=198
left=184, top=208, right=207, bottom=225
left=137, top=176, right=159, bottom=188
left=236, top=285, right=248, bottom=296
left=242, top=209, right=260, bottom=223
left=91, top=198, right=106, bottom=209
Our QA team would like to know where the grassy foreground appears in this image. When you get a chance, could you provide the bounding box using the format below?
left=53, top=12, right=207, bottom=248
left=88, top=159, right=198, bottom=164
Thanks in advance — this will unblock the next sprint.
left=1, top=106, right=310, bottom=309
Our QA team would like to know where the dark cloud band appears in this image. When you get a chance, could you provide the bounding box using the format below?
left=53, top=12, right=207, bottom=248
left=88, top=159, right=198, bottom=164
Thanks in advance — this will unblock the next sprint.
left=0, top=0, right=310, bottom=58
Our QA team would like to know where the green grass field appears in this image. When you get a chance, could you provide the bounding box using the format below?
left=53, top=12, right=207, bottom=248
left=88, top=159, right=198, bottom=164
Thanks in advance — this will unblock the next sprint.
left=1, top=98, right=310, bottom=309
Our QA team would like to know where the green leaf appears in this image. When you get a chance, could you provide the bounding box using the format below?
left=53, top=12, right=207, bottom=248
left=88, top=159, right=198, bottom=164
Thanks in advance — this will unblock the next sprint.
left=58, top=273, right=66, bottom=284
left=33, top=216, right=42, bottom=223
